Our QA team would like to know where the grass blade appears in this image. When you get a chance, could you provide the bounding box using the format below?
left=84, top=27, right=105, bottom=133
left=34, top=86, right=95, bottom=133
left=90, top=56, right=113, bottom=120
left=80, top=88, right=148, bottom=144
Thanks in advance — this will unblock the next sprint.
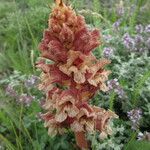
left=0, top=134, right=16, bottom=150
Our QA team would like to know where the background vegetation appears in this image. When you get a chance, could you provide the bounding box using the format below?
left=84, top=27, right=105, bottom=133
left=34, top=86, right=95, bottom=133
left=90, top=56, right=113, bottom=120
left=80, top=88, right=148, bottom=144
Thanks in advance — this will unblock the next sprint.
left=0, top=0, right=150, bottom=149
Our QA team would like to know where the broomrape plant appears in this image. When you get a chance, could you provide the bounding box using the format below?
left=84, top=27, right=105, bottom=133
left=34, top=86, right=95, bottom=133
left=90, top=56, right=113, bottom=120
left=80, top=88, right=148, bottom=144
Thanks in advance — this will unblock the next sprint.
left=37, top=0, right=118, bottom=149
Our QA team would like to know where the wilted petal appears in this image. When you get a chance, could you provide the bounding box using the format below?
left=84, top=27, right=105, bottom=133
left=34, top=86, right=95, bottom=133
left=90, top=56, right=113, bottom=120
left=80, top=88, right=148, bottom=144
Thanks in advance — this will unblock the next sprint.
left=39, top=29, right=68, bottom=63
left=73, top=28, right=100, bottom=54
left=85, top=120, right=95, bottom=132
left=94, top=108, right=118, bottom=133
left=71, top=105, right=95, bottom=133
left=67, top=105, right=79, bottom=118
left=55, top=91, right=79, bottom=122
left=57, top=92, right=76, bottom=105
left=55, top=111, right=68, bottom=122
left=100, top=83, right=109, bottom=92
left=69, top=66, right=86, bottom=83
left=71, top=121, right=83, bottom=132
left=59, top=24, right=74, bottom=44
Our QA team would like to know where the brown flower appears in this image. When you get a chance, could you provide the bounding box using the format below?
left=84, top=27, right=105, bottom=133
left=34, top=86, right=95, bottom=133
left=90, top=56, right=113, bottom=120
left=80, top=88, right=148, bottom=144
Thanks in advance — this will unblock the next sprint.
left=93, top=106, right=118, bottom=138
left=39, top=30, right=68, bottom=63
left=71, top=104, right=95, bottom=133
left=41, top=112, right=65, bottom=136
left=55, top=90, right=79, bottom=123
left=37, top=61, right=70, bottom=91
left=37, top=1, right=118, bottom=149
left=59, top=50, right=111, bottom=89
left=42, top=87, right=61, bottom=111
left=73, top=27, right=100, bottom=54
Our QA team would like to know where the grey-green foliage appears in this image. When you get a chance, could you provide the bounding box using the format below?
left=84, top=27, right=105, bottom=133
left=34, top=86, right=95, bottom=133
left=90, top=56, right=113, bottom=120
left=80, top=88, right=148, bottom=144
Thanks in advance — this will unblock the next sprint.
left=88, top=122, right=126, bottom=150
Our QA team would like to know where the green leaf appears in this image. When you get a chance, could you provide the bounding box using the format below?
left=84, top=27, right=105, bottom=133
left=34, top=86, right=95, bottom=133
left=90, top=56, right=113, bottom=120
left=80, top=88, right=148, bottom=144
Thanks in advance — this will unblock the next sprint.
left=109, top=91, right=116, bottom=111
left=132, top=71, right=150, bottom=106
left=0, top=134, right=16, bottom=150
left=125, top=140, right=150, bottom=150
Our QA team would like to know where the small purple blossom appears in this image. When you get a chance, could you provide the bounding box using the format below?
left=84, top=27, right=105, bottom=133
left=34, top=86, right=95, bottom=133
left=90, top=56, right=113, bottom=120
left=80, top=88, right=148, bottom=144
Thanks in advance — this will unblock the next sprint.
left=107, top=79, right=125, bottom=98
left=135, top=24, right=143, bottom=33
left=103, top=47, right=113, bottom=58
left=18, top=94, right=35, bottom=106
left=134, top=35, right=144, bottom=45
left=127, top=108, right=142, bottom=130
left=145, top=24, right=150, bottom=33
left=115, top=87, right=126, bottom=98
left=138, top=48, right=146, bottom=53
left=123, top=33, right=135, bottom=50
left=113, top=20, right=121, bottom=30
left=24, top=75, right=39, bottom=88
left=5, top=85, right=17, bottom=97
left=107, top=78, right=119, bottom=90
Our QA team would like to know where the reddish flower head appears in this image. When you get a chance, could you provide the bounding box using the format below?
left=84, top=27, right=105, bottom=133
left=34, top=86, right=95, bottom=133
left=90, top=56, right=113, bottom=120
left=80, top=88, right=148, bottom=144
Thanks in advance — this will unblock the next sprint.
left=37, top=0, right=117, bottom=149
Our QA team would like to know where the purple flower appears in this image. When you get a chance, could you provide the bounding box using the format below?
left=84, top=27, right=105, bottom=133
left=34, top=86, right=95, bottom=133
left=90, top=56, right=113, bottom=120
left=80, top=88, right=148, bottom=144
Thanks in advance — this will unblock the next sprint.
left=24, top=75, right=39, bottom=88
left=134, top=35, right=144, bottom=45
left=123, top=33, right=135, bottom=50
left=135, top=24, right=143, bottom=33
left=115, top=87, right=126, bottom=98
left=103, top=34, right=112, bottom=43
left=145, top=24, right=150, bottom=33
left=107, top=78, right=119, bottom=90
left=138, top=48, right=146, bottom=53
left=5, top=85, right=17, bottom=97
left=127, top=108, right=142, bottom=130
left=107, top=79, right=126, bottom=98
left=18, top=94, right=35, bottom=106
left=103, top=47, right=113, bottom=58
left=113, top=20, right=121, bottom=30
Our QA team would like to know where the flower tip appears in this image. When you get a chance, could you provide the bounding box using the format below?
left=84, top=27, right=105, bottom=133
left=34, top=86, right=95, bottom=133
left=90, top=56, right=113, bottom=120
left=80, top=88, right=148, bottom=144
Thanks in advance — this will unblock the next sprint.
left=55, top=0, right=64, bottom=6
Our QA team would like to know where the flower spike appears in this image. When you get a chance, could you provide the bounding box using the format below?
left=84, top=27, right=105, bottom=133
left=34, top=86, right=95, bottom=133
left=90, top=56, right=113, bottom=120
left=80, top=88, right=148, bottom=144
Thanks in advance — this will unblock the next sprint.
left=37, top=1, right=118, bottom=149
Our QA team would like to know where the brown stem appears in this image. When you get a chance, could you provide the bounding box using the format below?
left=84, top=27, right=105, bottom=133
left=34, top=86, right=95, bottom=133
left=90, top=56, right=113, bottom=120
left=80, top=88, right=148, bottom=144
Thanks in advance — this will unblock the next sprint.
left=74, top=131, right=89, bottom=150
